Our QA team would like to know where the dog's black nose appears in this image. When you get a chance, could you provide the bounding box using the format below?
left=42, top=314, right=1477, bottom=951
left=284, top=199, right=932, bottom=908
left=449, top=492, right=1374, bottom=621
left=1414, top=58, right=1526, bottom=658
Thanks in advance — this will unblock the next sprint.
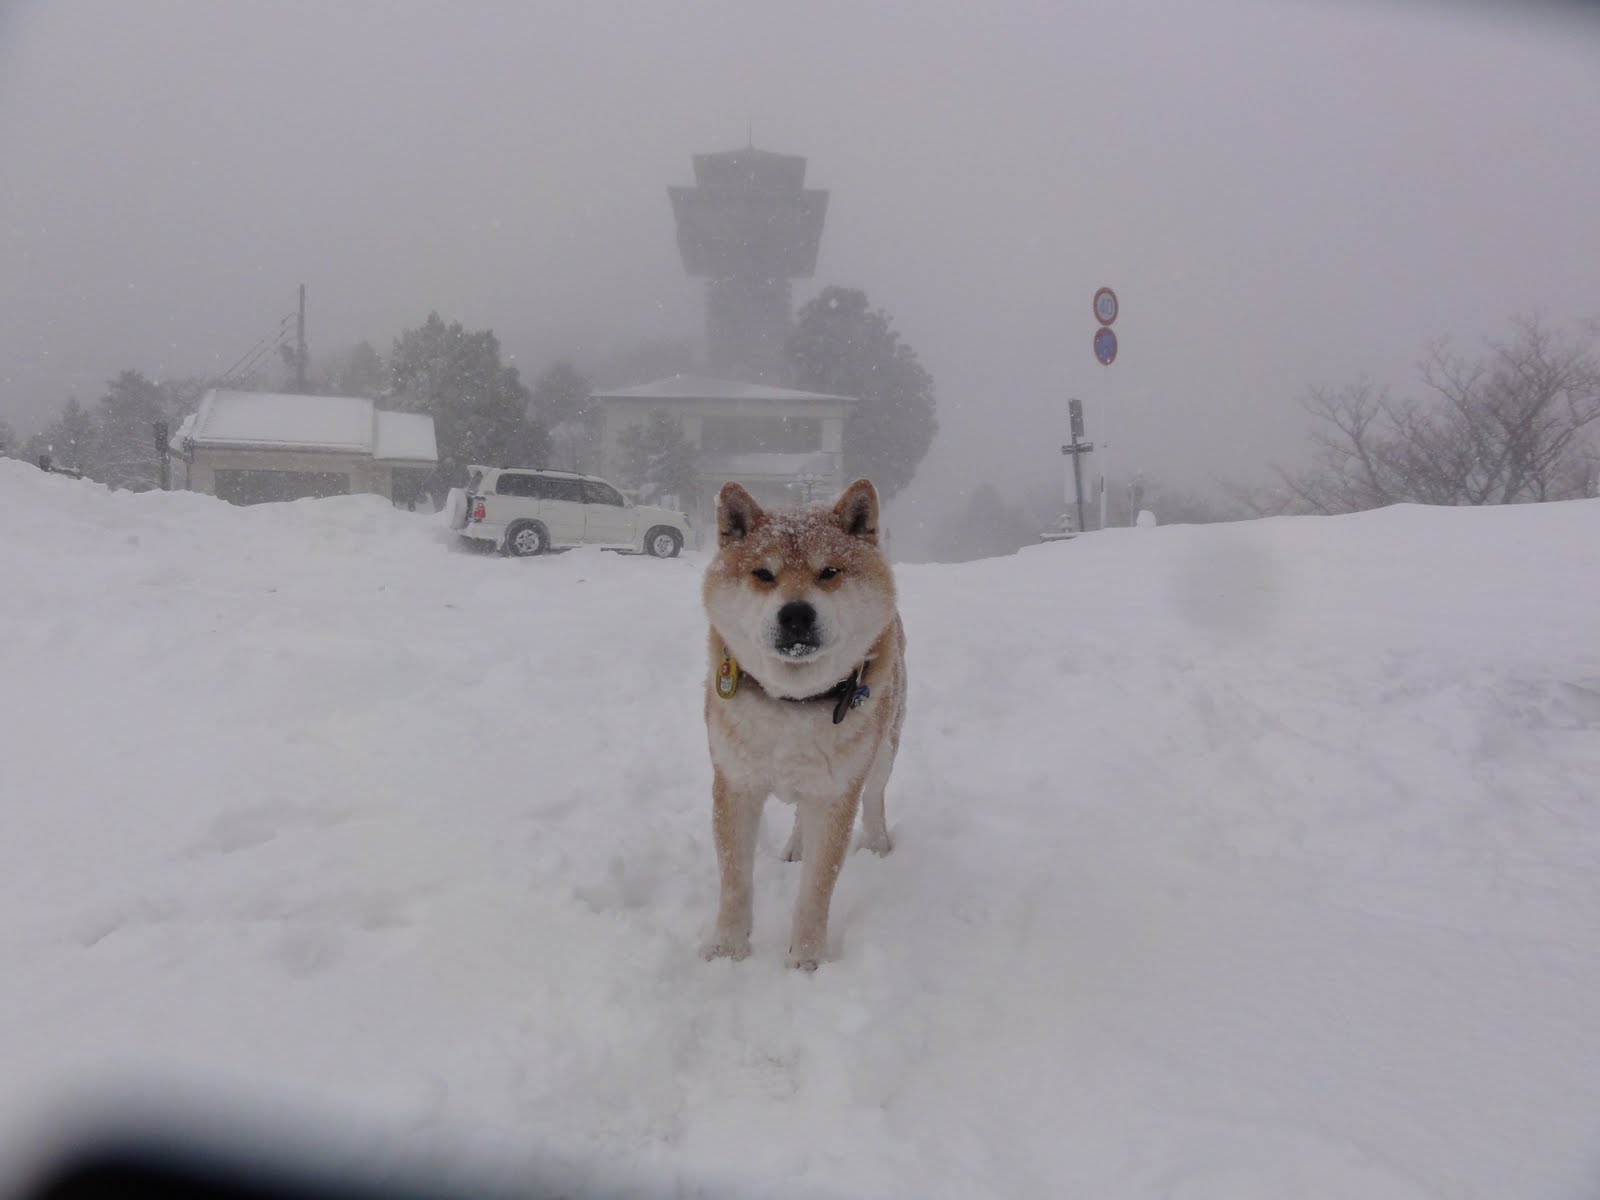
left=776, top=601, right=817, bottom=639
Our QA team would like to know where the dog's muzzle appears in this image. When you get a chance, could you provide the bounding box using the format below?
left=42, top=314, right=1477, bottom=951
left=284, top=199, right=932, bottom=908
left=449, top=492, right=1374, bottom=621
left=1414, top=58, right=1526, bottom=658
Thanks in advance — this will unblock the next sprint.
left=774, top=600, right=822, bottom=659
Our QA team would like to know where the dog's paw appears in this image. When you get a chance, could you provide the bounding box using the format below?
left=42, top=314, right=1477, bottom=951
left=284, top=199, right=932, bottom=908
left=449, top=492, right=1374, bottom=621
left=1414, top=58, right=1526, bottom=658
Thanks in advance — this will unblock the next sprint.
left=700, top=933, right=751, bottom=962
left=858, top=829, right=893, bottom=856
left=786, top=943, right=825, bottom=971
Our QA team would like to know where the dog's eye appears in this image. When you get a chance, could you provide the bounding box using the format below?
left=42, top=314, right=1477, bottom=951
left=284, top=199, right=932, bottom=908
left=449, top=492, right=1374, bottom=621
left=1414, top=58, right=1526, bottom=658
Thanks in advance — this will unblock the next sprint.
left=817, top=566, right=841, bottom=581
left=751, top=568, right=776, bottom=583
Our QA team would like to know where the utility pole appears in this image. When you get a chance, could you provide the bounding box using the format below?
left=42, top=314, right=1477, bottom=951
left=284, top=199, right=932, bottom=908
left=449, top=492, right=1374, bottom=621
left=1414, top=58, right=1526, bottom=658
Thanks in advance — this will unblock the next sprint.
left=153, top=421, right=170, bottom=491
left=295, top=283, right=308, bottom=393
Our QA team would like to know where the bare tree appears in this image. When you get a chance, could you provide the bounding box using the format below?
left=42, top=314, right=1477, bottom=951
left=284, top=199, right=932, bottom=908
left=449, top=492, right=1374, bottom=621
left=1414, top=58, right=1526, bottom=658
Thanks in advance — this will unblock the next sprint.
left=1276, top=380, right=1402, bottom=514
left=1279, top=314, right=1600, bottom=512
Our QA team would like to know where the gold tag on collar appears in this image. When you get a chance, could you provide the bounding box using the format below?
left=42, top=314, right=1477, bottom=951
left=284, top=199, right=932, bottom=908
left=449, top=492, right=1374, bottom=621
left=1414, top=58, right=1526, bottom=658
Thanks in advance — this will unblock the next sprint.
left=716, top=655, right=741, bottom=699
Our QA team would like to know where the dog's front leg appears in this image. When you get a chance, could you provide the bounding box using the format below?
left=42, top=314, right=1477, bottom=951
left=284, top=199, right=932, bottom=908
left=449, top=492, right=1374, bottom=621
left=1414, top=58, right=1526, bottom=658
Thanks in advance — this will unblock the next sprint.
left=780, top=812, right=803, bottom=862
left=701, top=769, right=764, bottom=961
left=787, top=787, right=863, bottom=970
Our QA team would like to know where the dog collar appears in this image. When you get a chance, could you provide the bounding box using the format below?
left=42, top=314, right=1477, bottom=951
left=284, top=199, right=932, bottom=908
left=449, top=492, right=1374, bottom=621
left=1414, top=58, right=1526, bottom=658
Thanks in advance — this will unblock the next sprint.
left=717, top=651, right=872, bottom=724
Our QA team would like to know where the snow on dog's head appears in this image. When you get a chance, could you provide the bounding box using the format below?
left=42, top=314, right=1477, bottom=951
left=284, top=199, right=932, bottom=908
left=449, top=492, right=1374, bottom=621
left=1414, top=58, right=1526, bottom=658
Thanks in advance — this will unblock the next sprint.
left=703, top=480, right=897, bottom=698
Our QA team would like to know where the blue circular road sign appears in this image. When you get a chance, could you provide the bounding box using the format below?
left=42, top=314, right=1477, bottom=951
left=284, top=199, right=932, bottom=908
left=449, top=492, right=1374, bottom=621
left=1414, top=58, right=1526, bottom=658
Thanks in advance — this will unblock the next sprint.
left=1094, top=326, right=1118, bottom=366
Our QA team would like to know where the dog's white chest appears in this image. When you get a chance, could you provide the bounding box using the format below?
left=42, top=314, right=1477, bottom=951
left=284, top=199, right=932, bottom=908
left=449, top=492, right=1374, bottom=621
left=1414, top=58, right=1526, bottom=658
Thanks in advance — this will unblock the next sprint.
left=711, top=693, right=875, bottom=804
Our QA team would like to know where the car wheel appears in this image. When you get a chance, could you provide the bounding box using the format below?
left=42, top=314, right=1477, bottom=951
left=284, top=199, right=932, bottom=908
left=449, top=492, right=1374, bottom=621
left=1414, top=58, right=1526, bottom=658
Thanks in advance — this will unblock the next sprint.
left=445, top=488, right=469, bottom=529
left=645, top=527, right=682, bottom=558
left=505, top=521, right=549, bottom=557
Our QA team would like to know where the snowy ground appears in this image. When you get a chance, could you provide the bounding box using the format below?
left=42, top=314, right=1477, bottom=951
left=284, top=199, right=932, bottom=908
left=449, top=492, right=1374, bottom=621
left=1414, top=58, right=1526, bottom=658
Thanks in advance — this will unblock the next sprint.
left=2, top=457, right=1598, bottom=1199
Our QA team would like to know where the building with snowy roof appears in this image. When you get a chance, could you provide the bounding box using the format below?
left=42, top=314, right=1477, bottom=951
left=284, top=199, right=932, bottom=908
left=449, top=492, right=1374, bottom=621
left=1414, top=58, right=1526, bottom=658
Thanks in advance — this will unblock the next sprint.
left=590, top=373, right=855, bottom=526
left=612, top=147, right=861, bottom=526
left=170, top=389, right=438, bottom=506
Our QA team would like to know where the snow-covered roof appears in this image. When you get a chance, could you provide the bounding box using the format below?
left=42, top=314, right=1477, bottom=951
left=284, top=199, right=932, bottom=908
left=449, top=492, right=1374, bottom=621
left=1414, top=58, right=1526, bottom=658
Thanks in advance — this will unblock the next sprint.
left=373, top=411, right=438, bottom=463
left=591, top=374, right=856, bottom=405
left=179, top=390, right=437, bottom=463
left=168, top=411, right=198, bottom=453
left=189, top=390, right=373, bottom=451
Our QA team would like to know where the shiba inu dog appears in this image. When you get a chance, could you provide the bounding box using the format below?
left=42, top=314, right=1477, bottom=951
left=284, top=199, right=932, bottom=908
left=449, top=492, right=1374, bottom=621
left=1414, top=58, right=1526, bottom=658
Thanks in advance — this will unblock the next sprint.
left=700, top=478, right=906, bottom=970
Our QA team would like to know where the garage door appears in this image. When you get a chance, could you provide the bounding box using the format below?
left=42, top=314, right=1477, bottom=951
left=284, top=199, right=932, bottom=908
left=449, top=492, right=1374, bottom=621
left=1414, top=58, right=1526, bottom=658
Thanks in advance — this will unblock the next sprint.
left=214, top=469, right=351, bottom=505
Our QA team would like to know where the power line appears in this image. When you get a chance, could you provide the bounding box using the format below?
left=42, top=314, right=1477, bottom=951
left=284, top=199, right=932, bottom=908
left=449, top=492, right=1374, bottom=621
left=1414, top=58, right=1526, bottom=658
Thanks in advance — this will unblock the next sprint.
left=211, top=315, right=295, bottom=392
left=168, top=317, right=294, bottom=412
left=210, top=314, right=292, bottom=385
left=221, top=329, right=291, bottom=389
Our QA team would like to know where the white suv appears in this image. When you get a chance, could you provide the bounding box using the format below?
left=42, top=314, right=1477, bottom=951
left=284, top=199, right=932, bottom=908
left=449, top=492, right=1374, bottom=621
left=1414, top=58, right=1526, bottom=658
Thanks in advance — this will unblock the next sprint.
left=451, top=466, right=693, bottom=558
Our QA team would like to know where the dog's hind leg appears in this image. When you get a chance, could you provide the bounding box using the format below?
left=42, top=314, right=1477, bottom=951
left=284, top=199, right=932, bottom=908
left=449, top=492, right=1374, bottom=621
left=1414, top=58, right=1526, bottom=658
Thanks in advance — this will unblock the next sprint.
left=860, top=658, right=907, bottom=856
left=701, top=770, right=765, bottom=962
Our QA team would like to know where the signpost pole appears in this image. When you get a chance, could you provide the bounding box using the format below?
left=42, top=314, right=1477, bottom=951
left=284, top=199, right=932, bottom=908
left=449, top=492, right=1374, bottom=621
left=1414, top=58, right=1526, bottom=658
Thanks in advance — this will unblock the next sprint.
left=1066, top=398, right=1088, bottom=534
left=1070, top=434, right=1086, bottom=535
left=1090, top=286, right=1119, bottom=529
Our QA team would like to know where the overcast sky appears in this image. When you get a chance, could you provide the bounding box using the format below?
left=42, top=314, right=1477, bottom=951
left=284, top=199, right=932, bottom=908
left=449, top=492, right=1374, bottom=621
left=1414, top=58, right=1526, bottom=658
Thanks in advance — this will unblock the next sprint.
left=3, top=0, right=1598, bottom=526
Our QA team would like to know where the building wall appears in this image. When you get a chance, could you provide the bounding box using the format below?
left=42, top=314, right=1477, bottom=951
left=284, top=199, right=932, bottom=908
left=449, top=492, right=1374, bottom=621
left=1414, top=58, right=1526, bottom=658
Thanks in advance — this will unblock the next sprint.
left=598, top=397, right=851, bottom=527
left=188, top=448, right=383, bottom=501
left=387, top=465, right=436, bottom=509
left=599, top=400, right=847, bottom=478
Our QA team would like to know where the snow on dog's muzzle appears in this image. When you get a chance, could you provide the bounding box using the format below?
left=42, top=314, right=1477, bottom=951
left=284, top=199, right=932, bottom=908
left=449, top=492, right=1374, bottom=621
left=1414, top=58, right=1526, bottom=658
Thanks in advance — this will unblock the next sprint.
left=773, top=600, right=822, bottom=658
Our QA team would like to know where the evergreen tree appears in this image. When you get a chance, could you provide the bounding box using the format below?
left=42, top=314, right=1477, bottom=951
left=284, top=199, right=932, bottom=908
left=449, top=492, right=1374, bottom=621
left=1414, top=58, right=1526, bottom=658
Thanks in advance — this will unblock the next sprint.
left=91, top=370, right=173, bottom=490
left=617, top=411, right=698, bottom=505
left=530, top=361, right=594, bottom=427
left=29, top=396, right=101, bottom=474
left=317, top=341, right=387, bottom=398
left=787, top=286, right=938, bottom=500
left=932, top=483, right=1037, bottom=562
left=531, top=361, right=598, bottom=471
left=389, top=313, right=548, bottom=487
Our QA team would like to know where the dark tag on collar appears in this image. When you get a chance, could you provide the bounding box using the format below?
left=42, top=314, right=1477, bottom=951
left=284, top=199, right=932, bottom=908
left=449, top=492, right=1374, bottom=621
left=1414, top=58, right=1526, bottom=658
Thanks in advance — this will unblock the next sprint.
left=832, top=668, right=870, bottom=724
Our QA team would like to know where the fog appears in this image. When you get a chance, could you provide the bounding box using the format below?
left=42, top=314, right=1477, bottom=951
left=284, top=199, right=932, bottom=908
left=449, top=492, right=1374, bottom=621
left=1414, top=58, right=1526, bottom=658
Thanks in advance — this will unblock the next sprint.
left=3, top=0, right=1598, bottom=539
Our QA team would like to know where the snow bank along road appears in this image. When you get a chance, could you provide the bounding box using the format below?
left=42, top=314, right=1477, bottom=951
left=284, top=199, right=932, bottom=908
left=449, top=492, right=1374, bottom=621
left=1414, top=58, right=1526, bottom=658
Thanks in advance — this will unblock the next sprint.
left=2, top=459, right=1597, bottom=1199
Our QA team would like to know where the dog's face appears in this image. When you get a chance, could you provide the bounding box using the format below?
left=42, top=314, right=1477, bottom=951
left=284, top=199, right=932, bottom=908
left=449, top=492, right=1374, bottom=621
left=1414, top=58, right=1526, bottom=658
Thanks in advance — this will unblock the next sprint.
left=704, top=479, right=897, bottom=698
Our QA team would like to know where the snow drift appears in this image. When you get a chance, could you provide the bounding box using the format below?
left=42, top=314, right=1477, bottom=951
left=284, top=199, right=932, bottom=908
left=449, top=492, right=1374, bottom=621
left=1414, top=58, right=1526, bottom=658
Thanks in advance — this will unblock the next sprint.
left=1, top=458, right=1597, bottom=1198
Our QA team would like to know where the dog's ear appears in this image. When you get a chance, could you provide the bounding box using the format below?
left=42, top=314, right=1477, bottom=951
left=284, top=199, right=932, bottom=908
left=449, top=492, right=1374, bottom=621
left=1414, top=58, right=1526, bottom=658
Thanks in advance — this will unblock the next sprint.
left=716, top=482, right=765, bottom=546
left=832, top=479, right=880, bottom=543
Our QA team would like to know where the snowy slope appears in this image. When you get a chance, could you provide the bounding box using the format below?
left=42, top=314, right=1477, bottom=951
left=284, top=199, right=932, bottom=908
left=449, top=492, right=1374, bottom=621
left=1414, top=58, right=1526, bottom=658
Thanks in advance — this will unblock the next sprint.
left=2, top=458, right=1597, bottom=1199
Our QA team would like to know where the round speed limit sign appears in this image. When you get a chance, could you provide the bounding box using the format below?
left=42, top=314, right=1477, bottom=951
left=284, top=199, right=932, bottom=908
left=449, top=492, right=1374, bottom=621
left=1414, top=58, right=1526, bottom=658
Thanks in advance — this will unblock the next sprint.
left=1093, top=287, right=1118, bottom=326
